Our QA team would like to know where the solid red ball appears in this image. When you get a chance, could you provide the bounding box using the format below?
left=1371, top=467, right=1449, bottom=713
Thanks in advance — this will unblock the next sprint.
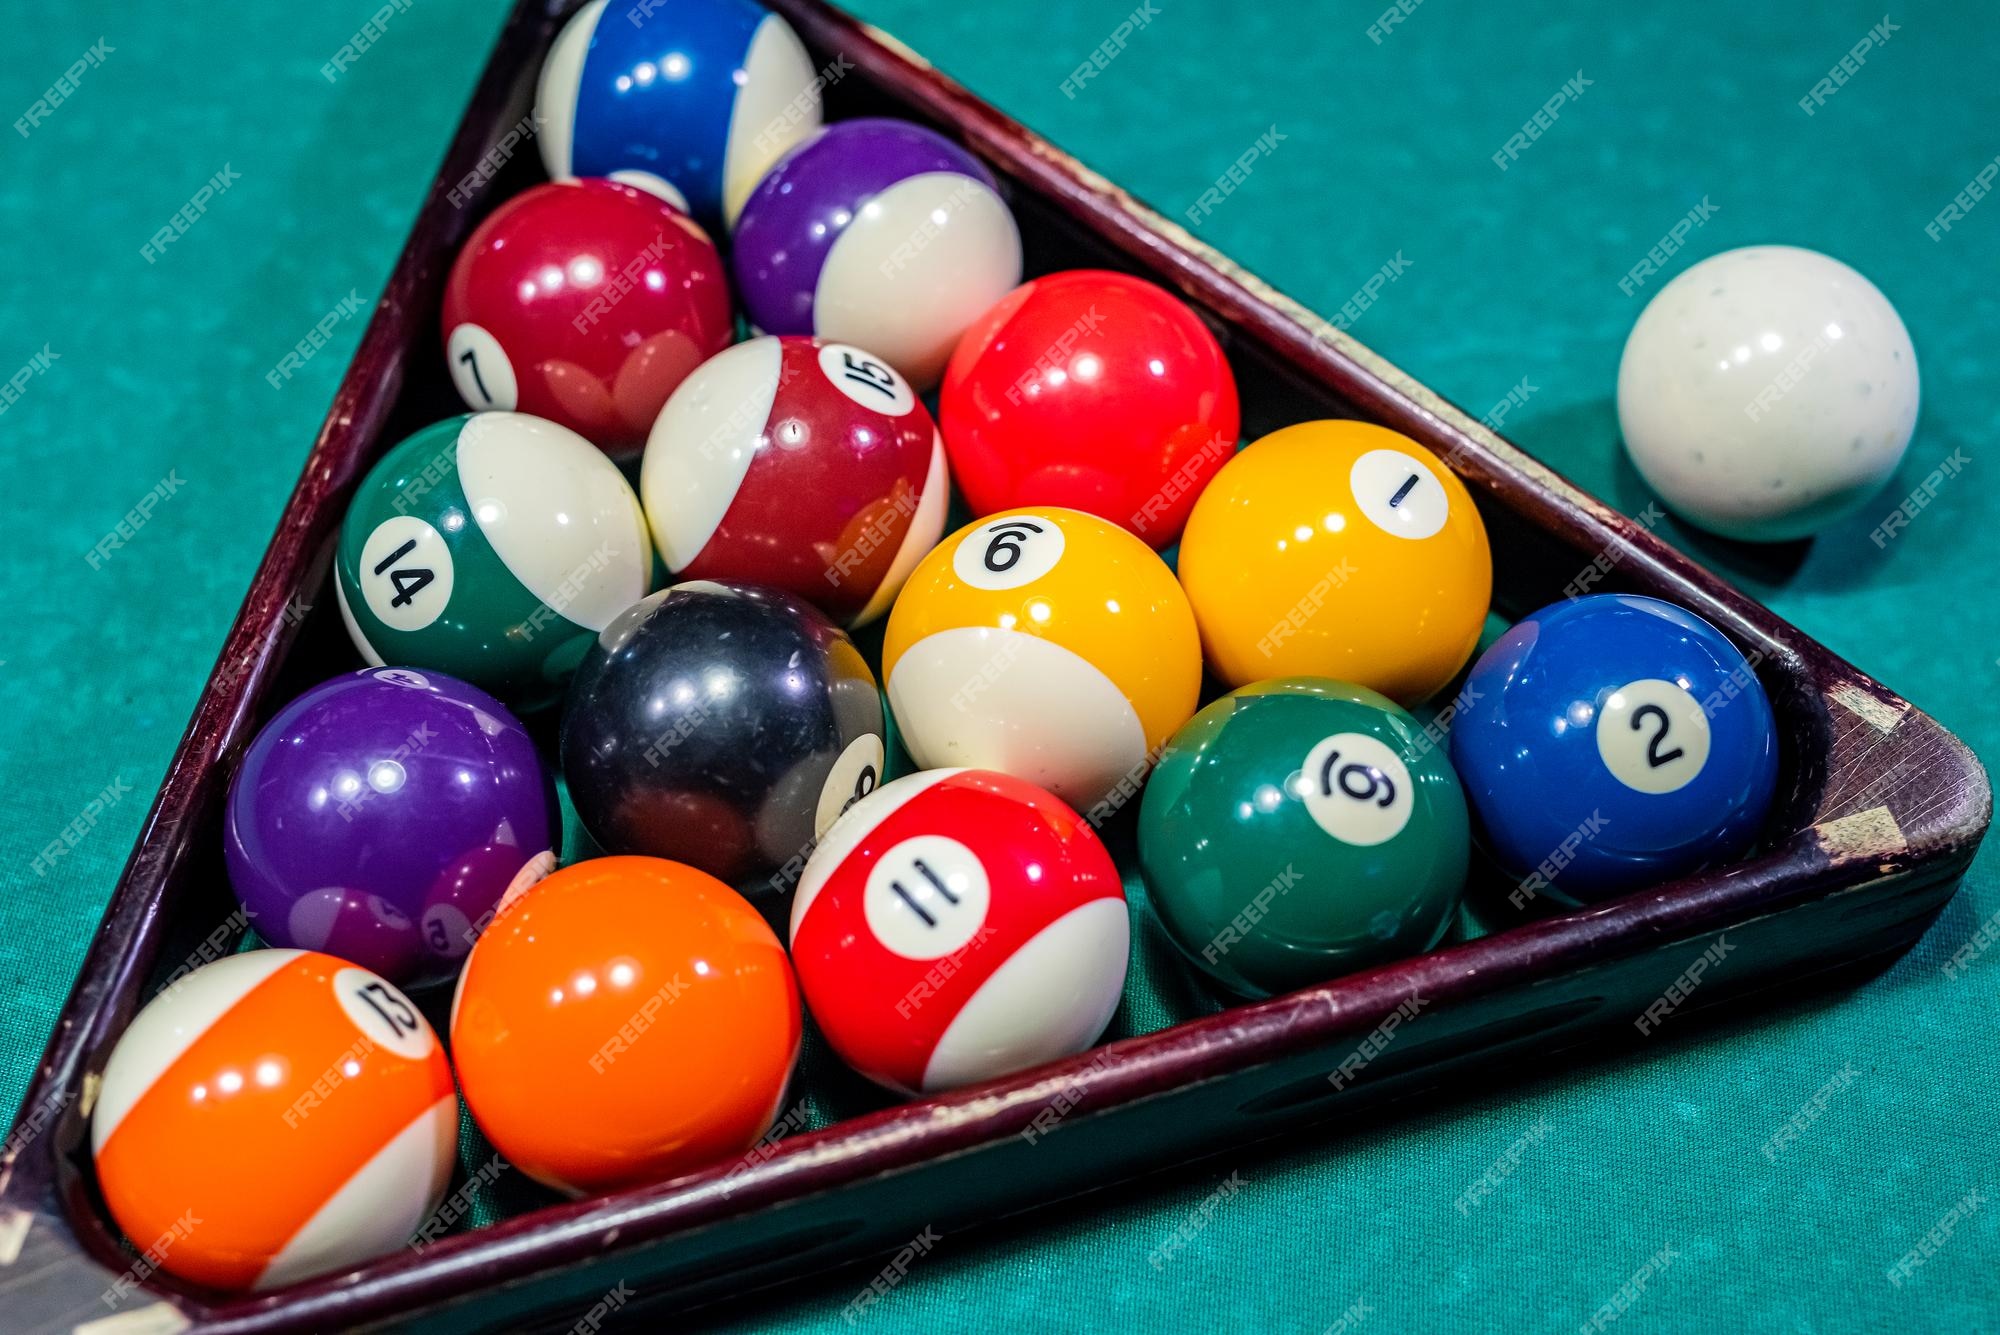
left=442, top=178, right=733, bottom=456
left=939, top=270, right=1240, bottom=548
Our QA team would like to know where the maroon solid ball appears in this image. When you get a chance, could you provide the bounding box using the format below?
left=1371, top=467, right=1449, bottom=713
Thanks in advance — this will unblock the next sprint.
left=638, top=335, right=951, bottom=626
left=442, top=178, right=733, bottom=456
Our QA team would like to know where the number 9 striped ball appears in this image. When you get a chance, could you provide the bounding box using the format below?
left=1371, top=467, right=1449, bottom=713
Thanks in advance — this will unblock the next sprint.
left=789, top=769, right=1129, bottom=1094
left=336, top=412, right=654, bottom=708
left=535, top=0, right=821, bottom=230
left=90, top=951, right=457, bottom=1290
left=883, top=507, right=1201, bottom=808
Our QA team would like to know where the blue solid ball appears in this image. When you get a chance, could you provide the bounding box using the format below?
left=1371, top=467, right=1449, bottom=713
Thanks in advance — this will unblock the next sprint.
left=1448, top=594, right=1778, bottom=906
left=535, top=0, right=821, bottom=230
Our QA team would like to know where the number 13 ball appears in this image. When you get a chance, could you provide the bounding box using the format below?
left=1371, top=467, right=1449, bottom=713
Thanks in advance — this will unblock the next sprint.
left=1449, top=594, right=1779, bottom=906
left=1178, top=420, right=1492, bottom=704
left=883, top=508, right=1202, bottom=809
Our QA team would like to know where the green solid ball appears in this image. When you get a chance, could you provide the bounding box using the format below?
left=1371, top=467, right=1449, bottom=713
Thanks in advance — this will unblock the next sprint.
left=1137, top=677, right=1469, bottom=998
left=335, top=412, right=654, bottom=708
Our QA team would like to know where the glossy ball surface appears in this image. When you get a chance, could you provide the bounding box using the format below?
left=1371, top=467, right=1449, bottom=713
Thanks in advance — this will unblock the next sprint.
left=335, top=412, right=654, bottom=707
left=1449, top=594, right=1780, bottom=905
left=441, top=178, right=732, bottom=454
left=225, top=668, right=559, bottom=984
left=92, top=951, right=457, bottom=1290
left=1178, top=420, right=1492, bottom=703
left=940, top=270, right=1240, bottom=547
left=639, top=335, right=948, bottom=626
left=733, top=118, right=1022, bottom=386
left=883, top=507, right=1202, bottom=810
left=790, top=768, right=1128, bottom=1094
left=535, top=0, right=820, bottom=229
left=561, top=582, right=885, bottom=882
left=1619, top=245, right=1919, bottom=542
left=1139, top=678, right=1468, bottom=998
left=452, top=857, right=801, bottom=1194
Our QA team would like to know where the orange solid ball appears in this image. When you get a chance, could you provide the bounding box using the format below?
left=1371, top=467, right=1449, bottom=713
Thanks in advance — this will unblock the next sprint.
left=450, top=856, right=800, bottom=1196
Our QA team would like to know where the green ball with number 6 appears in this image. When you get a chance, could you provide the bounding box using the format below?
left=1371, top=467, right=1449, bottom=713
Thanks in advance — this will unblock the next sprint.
left=335, top=412, right=654, bottom=709
left=1137, top=677, right=1469, bottom=998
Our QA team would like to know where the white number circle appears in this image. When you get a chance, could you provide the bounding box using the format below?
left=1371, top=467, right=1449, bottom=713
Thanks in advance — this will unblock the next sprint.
left=1297, top=731, right=1415, bottom=846
left=445, top=322, right=519, bottom=411
left=863, top=835, right=991, bottom=959
left=815, top=733, right=885, bottom=839
left=1596, top=678, right=1711, bottom=794
left=953, top=515, right=1066, bottom=590
left=332, top=967, right=435, bottom=1061
left=358, top=516, right=455, bottom=632
left=1350, top=448, right=1451, bottom=541
left=819, top=342, right=915, bottom=417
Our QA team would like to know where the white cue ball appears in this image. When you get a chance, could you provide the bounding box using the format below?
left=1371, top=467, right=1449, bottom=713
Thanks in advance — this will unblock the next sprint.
left=1617, top=245, right=1919, bottom=542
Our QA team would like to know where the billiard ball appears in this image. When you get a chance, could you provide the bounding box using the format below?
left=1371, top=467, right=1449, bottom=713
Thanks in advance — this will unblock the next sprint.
left=1178, top=420, right=1492, bottom=703
left=883, top=507, right=1202, bottom=809
left=1138, top=678, right=1469, bottom=998
left=732, top=118, right=1022, bottom=386
left=441, top=178, right=731, bottom=453
left=535, top=0, right=820, bottom=229
left=561, top=581, right=885, bottom=883
left=1619, top=245, right=1920, bottom=541
left=335, top=411, right=654, bottom=707
left=92, top=951, right=457, bottom=1290
left=789, top=768, right=1127, bottom=1094
left=1449, top=594, right=1779, bottom=905
left=639, top=335, right=949, bottom=626
left=452, top=857, right=801, bottom=1195
left=940, top=270, right=1240, bottom=547
left=225, top=668, right=559, bottom=984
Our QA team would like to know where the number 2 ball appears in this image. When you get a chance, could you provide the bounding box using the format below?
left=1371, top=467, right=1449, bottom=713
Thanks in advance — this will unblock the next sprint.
left=1178, top=420, right=1493, bottom=704
left=442, top=178, right=732, bottom=454
left=1139, top=678, right=1469, bottom=999
left=91, top=951, right=456, bottom=1290
left=639, top=335, right=949, bottom=626
left=790, top=768, right=1129, bottom=1094
left=1449, top=594, right=1779, bottom=906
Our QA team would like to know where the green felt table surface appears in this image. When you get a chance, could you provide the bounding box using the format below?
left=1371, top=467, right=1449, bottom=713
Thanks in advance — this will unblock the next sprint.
left=5, top=1, right=1999, bottom=1330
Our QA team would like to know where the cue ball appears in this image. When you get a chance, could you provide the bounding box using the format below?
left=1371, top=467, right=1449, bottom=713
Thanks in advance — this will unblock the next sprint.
left=224, top=668, right=559, bottom=984
left=1449, top=594, right=1780, bottom=906
left=335, top=412, right=654, bottom=708
left=535, top=0, right=820, bottom=229
left=1618, top=245, right=1919, bottom=542
left=560, top=581, right=886, bottom=882
left=789, top=768, right=1129, bottom=1094
left=639, top=335, right=950, bottom=626
left=451, top=857, right=801, bottom=1195
left=442, top=178, right=732, bottom=455
left=1177, top=420, right=1492, bottom=703
left=91, top=951, right=457, bottom=1290
left=1138, top=678, right=1469, bottom=998
left=940, top=269, right=1241, bottom=548
left=732, top=118, right=1022, bottom=387
left=883, top=507, right=1202, bottom=810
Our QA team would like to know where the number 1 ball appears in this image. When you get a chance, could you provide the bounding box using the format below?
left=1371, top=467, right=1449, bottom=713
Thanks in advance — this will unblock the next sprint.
left=336, top=412, right=654, bottom=707
left=1139, top=678, right=1468, bottom=998
left=640, top=335, right=949, bottom=626
left=92, top=951, right=456, bottom=1290
left=561, top=582, right=886, bottom=882
left=1449, top=594, right=1779, bottom=905
left=1178, top=420, right=1492, bottom=704
left=790, top=768, right=1128, bottom=1094
left=452, top=857, right=801, bottom=1195
left=442, top=178, right=732, bottom=454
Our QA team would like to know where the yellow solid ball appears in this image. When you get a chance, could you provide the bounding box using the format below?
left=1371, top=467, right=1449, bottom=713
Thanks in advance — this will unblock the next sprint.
left=1177, top=420, right=1491, bottom=703
left=884, top=507, right=1202, bottom=809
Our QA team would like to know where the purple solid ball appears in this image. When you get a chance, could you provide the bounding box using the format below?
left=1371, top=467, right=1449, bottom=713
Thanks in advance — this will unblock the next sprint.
left=224, top=667, right=558, bottom=986
left=731, top=116, right=1001, bottom=335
